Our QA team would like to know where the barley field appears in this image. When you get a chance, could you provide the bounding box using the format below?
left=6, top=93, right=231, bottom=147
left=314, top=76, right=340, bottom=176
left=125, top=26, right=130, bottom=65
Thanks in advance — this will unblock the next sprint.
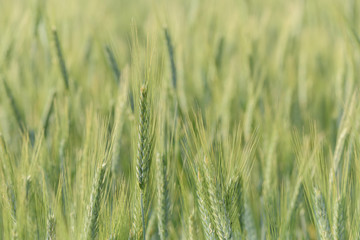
left=1, top=0, right=360, bottom=239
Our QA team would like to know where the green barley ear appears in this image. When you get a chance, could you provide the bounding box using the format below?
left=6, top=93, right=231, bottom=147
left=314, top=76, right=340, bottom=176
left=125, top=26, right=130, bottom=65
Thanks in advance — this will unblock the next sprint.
left=164, top=28, right=177, bottom=89
left=202, top=156, right=232, bottom=240
left=46, top=210, right=56, bottom=240
left=2, top=77, right=25, bottom=133
left=129, top=191, right=144, bottom=240
left=215, top=37, right=224, bottom=71
left=333, top=195, right=346, bottom=240
left=83, top=163, right=107, bottom=240
left=225, top=176, right=244, bottom=232
left=41, top=90, right=56, bottom=137
left=156, top=153, right=170, bottom=240
left=52, top=27, right=69, bottom=90
left=104, top=45, right=121, bottom=85
left=188, top=210, right=196, bottom=240
left=136, top=83, right=155, bottom=240
left=136, top=83, right=154, bottom=190
left=196, top=170, right=216, bottom=240
left=313, top=188, right=332, bottom=240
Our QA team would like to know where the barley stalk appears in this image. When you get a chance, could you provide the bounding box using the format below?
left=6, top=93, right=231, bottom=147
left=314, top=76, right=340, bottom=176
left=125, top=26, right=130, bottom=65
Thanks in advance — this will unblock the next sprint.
left=140, top=193, right=146, bottom=240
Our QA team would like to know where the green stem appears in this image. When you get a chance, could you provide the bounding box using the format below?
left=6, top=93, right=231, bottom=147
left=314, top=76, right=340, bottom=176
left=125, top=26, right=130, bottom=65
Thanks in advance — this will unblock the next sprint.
left=141, top=191, right=146, bottom=240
